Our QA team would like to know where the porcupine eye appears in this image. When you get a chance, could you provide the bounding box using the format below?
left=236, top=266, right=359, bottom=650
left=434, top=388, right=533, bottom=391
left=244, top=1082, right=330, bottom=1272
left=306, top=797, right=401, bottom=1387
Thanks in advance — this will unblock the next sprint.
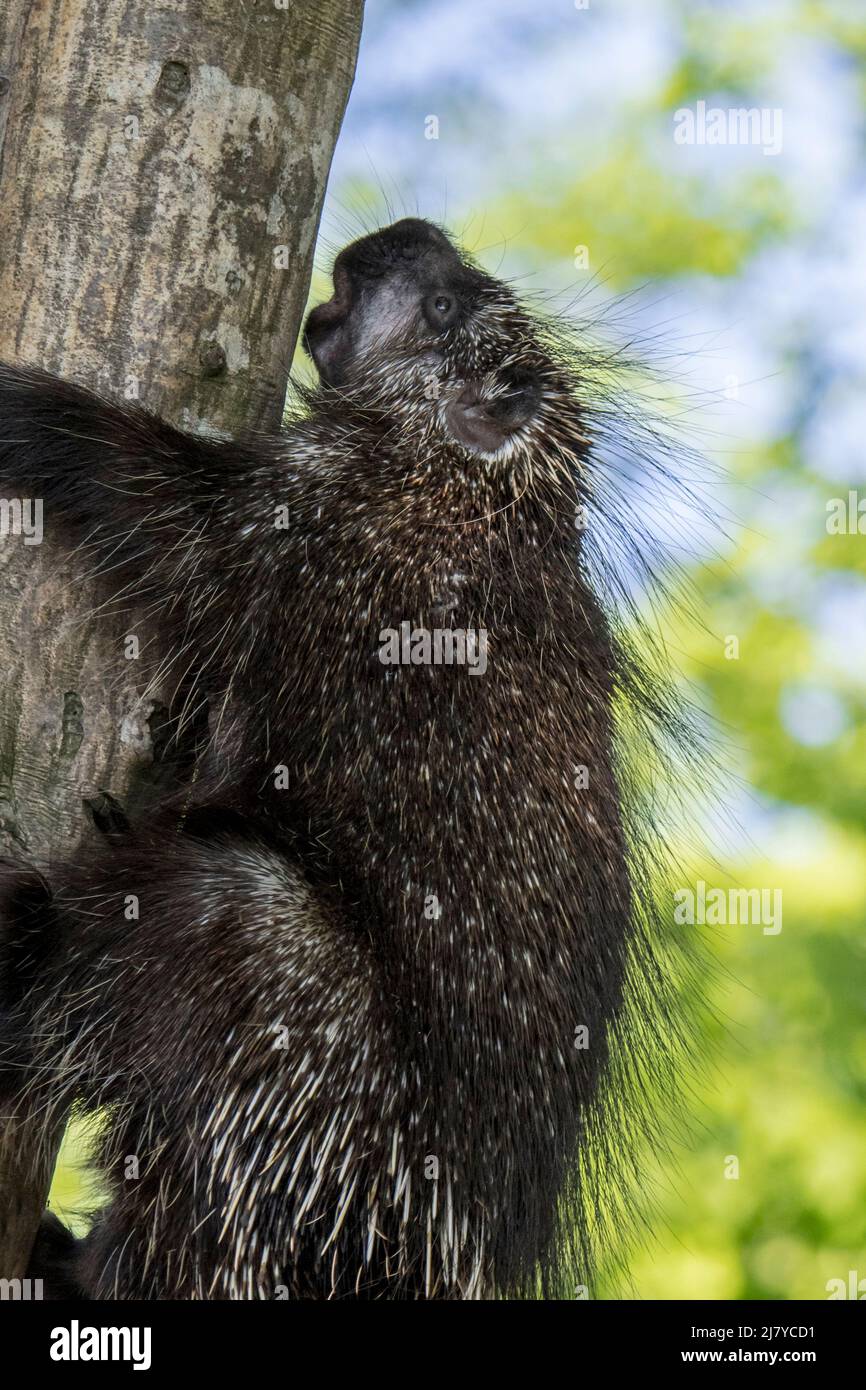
left=423, top=292, right=460, bottom=331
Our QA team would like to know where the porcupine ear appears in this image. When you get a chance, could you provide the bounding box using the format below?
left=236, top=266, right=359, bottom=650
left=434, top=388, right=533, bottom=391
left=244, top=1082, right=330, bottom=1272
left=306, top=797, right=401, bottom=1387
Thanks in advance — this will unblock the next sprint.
left=444, top=366, right=541, bottom=455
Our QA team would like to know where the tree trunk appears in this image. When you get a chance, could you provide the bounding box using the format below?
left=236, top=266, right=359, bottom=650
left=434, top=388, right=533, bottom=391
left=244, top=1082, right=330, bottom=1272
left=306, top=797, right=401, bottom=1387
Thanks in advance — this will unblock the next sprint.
left=0, top=0, right=363, bottom=1282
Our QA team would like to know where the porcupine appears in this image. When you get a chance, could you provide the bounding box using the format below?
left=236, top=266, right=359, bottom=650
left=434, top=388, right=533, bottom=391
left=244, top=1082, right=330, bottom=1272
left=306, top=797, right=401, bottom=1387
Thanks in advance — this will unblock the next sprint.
left=0, top=217, right=693, bottom=1299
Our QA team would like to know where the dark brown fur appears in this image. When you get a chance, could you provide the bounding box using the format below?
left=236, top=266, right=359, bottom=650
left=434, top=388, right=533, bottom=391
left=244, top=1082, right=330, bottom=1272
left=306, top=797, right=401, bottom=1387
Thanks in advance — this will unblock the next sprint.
left=0, top=219, right=689, bottom=1298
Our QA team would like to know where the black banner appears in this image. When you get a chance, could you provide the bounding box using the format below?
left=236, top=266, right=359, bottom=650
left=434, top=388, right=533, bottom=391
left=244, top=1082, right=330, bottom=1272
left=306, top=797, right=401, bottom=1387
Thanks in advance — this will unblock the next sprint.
left=3, top=1298, right=859, bottom=1376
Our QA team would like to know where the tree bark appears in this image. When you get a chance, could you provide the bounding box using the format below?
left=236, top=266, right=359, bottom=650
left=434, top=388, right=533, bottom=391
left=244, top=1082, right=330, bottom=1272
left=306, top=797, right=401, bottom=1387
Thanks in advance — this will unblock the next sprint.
left=0, top=0, right=363, bottom=1282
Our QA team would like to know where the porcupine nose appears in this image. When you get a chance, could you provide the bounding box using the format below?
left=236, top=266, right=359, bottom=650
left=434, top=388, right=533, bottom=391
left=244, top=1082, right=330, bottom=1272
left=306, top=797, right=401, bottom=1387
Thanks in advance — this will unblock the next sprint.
left=339, top=218, right=457, bottom=282
left=380, top=218, right=453, bottom=253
